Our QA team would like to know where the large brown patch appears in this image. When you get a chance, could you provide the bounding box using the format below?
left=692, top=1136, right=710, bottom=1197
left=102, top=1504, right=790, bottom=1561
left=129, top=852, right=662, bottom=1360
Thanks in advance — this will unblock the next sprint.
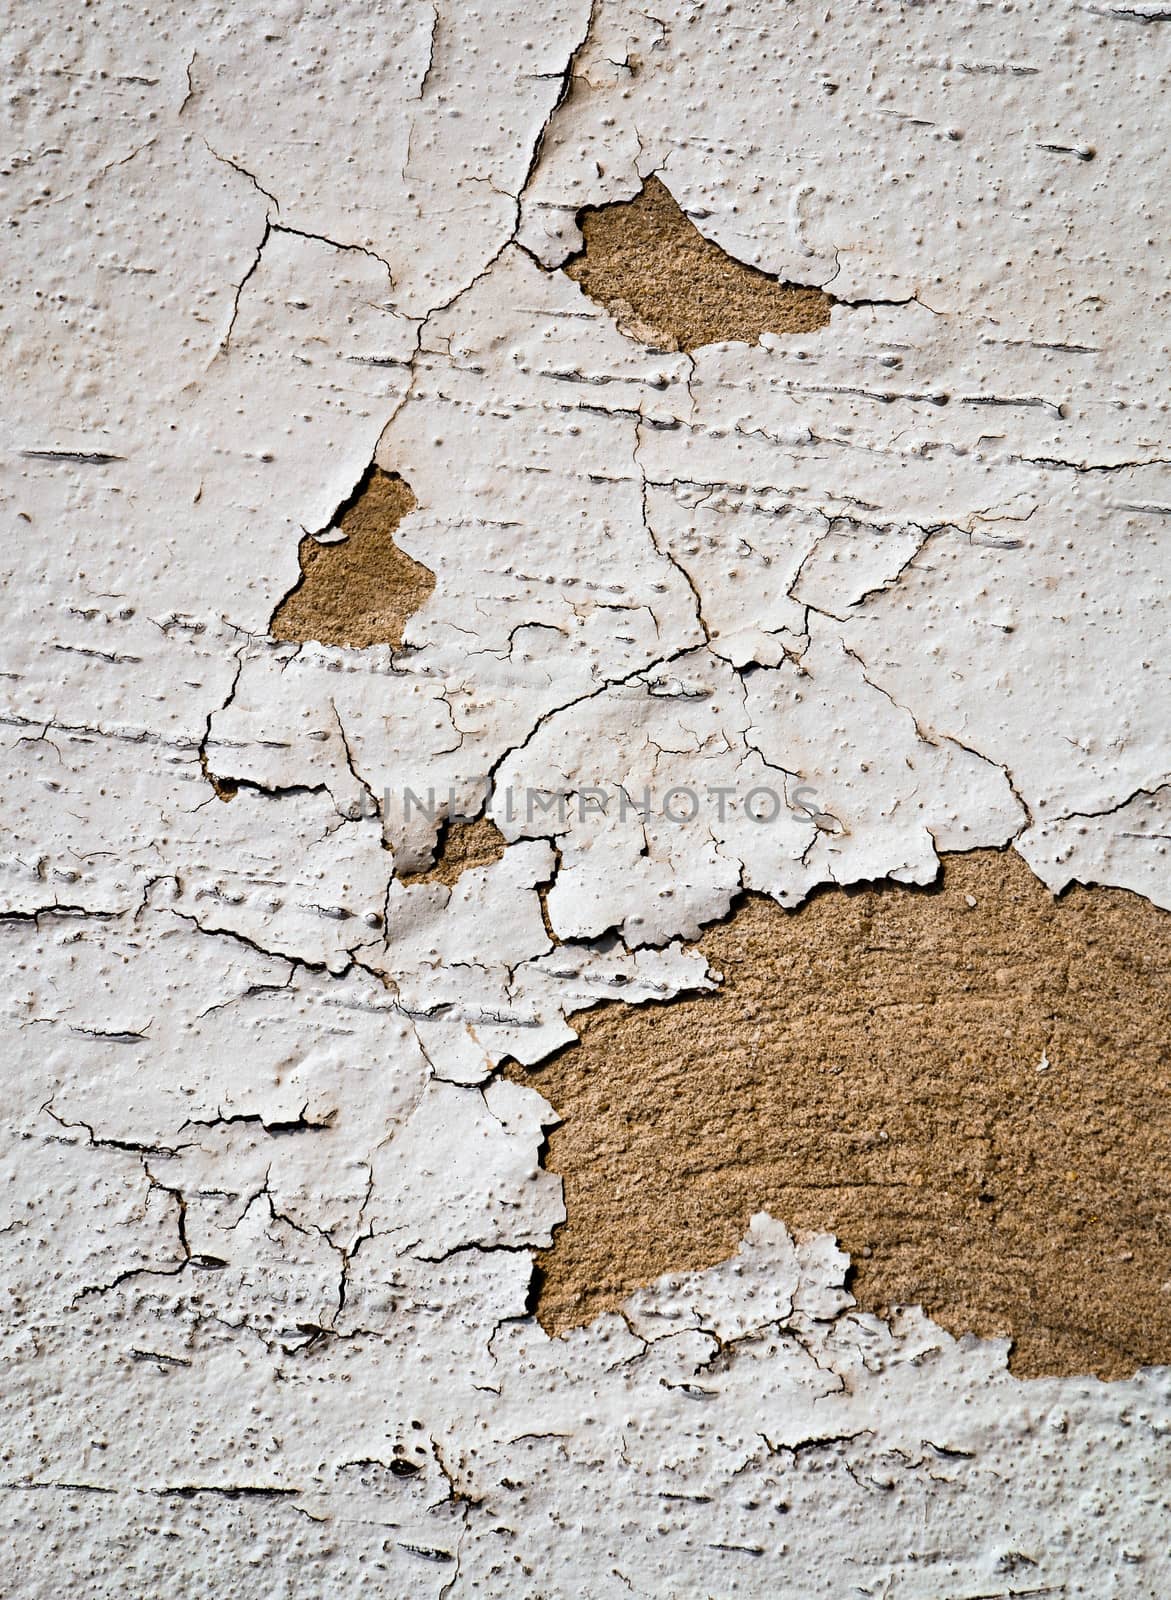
left=271, top=467, right=431, bottom=648
left=564, top=176, right=832, bottom=351
left=508, top=850, right=1171, bottom=1378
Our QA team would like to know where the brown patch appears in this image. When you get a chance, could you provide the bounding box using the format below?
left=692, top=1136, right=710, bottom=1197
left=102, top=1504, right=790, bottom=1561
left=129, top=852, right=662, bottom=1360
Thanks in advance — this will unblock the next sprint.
left=271, top=467, right=432, bottom=648
left=400, top=815, right=508, bottom=888
left=563, top=176, right=832, bottom=351
left=507, top=850, right=1171, bottom=1378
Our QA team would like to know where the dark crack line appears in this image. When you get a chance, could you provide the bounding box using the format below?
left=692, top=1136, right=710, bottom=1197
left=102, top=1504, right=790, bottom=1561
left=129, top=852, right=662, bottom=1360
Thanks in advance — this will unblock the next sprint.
left=220, top=219, right=271, bottom=352
left=204, top=140, right=281, bottom=212
left=837, top=640, right=1033, bottom=830
left=331, top=699, right=383, bottom=824
left=516, top=0, right=598, bottom=204
left=1032, top=779, right=1171, bottom=829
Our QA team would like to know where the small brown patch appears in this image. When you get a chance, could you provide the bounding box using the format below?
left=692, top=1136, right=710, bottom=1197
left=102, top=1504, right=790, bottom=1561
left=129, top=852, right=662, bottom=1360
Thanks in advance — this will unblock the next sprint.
left=564, top=176, right=832, bottom=351
left=271, top=467, right=432, bottom=648
left=508, top=850, right=1171, bottom=1378
left=400, top=815, right=508, bottom=888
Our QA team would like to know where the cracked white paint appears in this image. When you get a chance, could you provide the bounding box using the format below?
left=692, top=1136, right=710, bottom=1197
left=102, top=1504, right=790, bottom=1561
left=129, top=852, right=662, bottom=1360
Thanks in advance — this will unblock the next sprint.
left=2, top=0, right=1170, bottom=1593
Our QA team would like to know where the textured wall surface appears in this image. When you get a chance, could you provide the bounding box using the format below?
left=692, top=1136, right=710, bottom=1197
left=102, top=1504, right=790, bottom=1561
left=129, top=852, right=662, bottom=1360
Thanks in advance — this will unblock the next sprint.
left=3, top=1, right=1170, bottom=1594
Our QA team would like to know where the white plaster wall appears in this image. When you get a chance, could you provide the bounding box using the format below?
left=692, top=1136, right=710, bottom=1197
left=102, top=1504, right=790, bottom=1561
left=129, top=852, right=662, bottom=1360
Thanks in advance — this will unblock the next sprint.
left=2, top=1, right=1169, bottom=1593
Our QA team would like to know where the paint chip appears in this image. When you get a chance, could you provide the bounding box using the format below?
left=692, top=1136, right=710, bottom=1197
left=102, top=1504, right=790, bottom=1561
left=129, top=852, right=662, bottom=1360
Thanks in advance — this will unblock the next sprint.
left=563, top=176, right=833, bottom=351
left=271, top=466, right=431, bottom=648
left=400, top=815, right=509, bottom=888
left=510, top=850, right=1171, bottom=1379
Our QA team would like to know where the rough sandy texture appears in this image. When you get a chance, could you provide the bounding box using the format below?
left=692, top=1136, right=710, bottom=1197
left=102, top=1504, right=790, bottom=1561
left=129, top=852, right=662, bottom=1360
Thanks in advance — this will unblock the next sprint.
left=564, top=177, right=832, bottom=350
left=513, top=849, right=1171, bottom=1379
left=271, top=467, right=429, bottom=648
left=400, top=815, right=509, bottom=887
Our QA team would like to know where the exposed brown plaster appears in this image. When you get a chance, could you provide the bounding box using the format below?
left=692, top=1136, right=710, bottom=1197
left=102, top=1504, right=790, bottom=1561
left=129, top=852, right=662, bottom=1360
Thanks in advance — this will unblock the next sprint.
left=564, top=176, right=833, bottom=351
left=399, top=815, right=508, bottom=888
left=198, top=746, right=237, bottom=802
left=270, top=466, right=432, bottom=648
left=509, top=850, right=1171, bottom=1379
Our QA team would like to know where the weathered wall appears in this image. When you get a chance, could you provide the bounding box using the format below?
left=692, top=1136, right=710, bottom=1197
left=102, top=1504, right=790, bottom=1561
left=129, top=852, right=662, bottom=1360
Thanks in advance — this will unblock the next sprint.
left=2, top=1, right=1169, bottom=1594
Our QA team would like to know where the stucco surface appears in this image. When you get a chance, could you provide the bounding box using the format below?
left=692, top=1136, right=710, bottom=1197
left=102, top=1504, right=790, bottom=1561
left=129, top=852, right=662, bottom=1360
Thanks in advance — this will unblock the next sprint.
left=2, top=1, right=1170, bottom=1594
